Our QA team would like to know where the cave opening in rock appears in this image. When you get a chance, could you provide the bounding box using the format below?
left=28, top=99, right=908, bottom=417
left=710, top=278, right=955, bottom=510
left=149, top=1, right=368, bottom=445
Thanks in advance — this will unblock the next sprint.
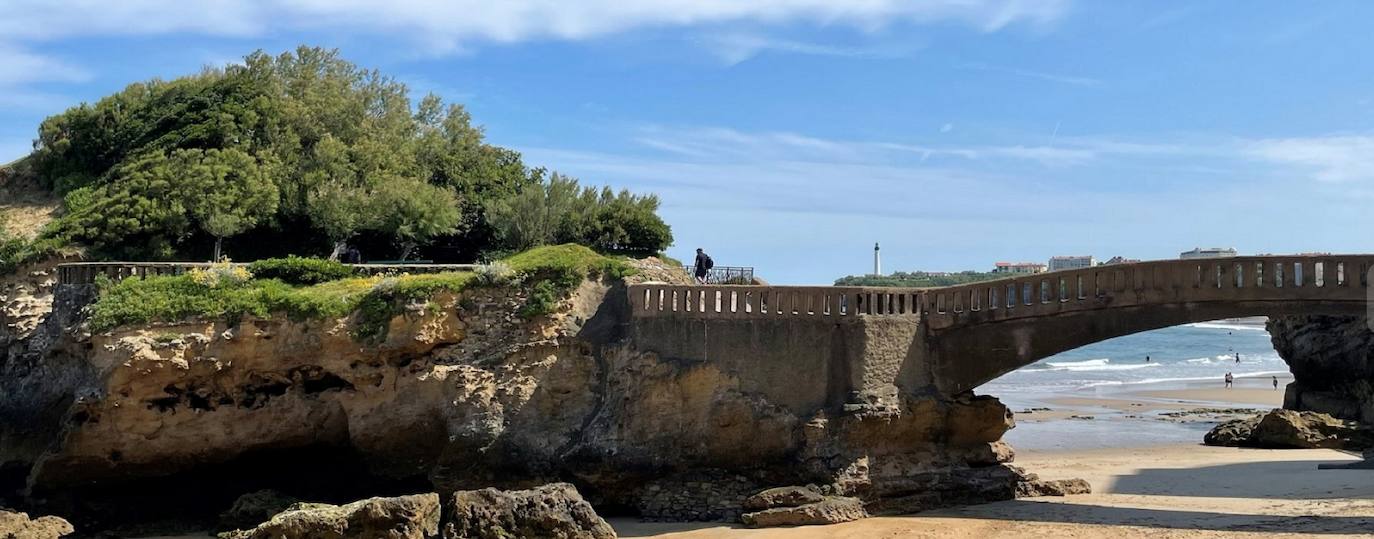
left=28, top=443, right=432, bottom=533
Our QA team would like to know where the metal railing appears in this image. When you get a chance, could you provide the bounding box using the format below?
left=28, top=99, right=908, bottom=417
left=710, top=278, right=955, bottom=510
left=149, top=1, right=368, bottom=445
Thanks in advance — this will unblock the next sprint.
left=685, top=266, right=756, bottom=285
left=57, top=262, right=479, bottom=285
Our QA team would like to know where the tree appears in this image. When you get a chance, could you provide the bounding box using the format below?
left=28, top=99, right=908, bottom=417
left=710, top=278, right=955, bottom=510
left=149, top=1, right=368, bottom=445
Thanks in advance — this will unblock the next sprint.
left=488, top=173, right=672, bottom=255
left=370, top=177, right=462, bottom=260
left=307, top=182, right=372, bottom=260
left=23, top=45, right=668, bottom=262
left=174, top=148, right=279, bottom=260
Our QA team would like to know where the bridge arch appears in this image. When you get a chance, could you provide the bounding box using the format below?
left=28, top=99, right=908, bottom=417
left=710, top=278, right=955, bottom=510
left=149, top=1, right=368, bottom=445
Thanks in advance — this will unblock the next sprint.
left=627, top=255, right=1373, bottom=405
left=923, top=255, right=1373, bottom=394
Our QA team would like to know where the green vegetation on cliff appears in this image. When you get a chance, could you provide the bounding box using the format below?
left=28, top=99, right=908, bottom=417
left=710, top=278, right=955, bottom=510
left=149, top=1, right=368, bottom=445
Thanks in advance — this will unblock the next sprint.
left=834, top=271, right=1006, bottom=288
left=87, top=245, right=634, bottom=338
left=13, top=46, right=671, bottom=264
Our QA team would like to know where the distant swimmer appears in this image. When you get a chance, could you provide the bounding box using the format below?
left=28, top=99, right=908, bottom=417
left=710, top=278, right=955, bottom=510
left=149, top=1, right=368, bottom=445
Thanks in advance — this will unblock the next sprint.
left=1273, top=375, right=1279, bottom=390
left=1145, top=355, right=1151, bottom=363
left=1224, top=372, right=1234, bottom=389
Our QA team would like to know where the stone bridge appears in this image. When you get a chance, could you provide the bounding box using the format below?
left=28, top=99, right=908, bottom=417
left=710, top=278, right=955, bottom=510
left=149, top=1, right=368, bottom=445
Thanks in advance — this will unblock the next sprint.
left=626, top=255, right=1373, bottom=407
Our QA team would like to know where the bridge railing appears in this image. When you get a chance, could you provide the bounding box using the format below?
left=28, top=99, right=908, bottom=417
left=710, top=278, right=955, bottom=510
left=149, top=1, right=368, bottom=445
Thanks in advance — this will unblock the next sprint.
left=56, top=261, right=479, bottom=286
left=629, top=255, right=1374, bottom=322
left=919, top=254, right=1374, bottom=329
left=630, top=284, right=931, bottom=319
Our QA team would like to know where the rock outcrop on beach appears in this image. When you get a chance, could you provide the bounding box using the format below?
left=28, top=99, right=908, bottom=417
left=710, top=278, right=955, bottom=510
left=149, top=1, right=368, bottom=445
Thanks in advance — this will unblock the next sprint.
left=1203, top=409, right=1374, bottom=449
left=220, top=493, right=441, bottom=539
left=442, top=483, right=615, bottom=539
left=0, top=258, right=1078, bottom=532
left=1268, top=315, right=1374, bottom=423
left=0, top=508, right=73, bottom=539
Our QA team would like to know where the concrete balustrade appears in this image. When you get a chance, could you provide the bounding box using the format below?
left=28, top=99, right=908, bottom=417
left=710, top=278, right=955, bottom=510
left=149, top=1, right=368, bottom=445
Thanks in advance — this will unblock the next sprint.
left=629, top=255, right=1374, bottom=326
left=56, top=261, right=479, bottom=285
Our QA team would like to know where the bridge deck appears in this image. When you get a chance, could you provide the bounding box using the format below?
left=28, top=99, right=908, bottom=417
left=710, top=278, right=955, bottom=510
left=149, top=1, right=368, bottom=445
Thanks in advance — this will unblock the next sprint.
left=629, top=255, right=1374, bottom=328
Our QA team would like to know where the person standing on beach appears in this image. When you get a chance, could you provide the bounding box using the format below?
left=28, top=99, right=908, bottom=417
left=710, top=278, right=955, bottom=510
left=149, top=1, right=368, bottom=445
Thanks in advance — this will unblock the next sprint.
left=1224, top=372, right=1233, bottom=389
left=1273, top=375, right=1279, bottom=390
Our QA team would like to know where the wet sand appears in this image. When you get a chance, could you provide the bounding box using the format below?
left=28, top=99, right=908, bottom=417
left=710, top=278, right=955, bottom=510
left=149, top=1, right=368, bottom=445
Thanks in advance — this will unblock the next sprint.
left=614, top=445, right=1374, bottom=538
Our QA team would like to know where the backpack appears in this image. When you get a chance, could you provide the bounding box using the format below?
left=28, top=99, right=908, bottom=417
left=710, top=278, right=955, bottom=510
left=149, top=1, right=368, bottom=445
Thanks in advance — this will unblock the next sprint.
left=702, top=255, right=714, bottom=270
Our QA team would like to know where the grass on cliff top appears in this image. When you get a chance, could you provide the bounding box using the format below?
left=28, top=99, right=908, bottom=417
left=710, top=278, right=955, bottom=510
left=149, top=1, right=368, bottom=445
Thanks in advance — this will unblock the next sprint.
left=86, top=244, right=635, bottom=335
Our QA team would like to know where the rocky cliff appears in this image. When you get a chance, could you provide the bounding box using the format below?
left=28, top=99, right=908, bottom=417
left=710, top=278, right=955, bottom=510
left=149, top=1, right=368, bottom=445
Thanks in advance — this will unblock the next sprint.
left=1269, top=315, right=1374, bottom=423
left=0, top=260, right=1062, bottom=532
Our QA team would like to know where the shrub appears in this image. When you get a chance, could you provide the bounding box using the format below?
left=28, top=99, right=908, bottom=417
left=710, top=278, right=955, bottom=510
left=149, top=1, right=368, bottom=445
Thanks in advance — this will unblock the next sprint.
left=187, top=261, right=253, bottom=288
left=248, top=256, right=355, bottom=285
left=473, top=261, right=516, bottom=286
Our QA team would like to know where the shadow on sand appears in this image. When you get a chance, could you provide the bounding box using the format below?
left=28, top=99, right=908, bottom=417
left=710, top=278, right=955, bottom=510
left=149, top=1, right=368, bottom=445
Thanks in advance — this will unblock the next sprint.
left=613, top=454, right=1374, bottom=537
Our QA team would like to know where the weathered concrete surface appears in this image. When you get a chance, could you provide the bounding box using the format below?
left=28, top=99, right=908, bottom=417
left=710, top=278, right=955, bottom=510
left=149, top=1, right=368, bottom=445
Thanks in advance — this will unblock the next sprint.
left=630, top=256, right=1374, bottom=396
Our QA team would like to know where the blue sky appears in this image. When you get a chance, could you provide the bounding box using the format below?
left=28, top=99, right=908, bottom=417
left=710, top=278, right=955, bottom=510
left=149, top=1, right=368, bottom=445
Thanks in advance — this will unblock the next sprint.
left=3, top=1, right=1374, bottom=284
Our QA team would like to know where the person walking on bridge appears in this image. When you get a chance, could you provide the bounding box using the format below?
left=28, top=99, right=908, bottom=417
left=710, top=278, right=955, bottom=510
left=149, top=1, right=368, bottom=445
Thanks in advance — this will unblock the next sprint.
left=693, top=248, right=714, bottom=285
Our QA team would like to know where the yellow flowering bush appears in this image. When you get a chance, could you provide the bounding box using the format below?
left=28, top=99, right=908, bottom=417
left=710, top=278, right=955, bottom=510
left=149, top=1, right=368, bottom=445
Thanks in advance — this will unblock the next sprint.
left=187, top=260, right=253, bottom=289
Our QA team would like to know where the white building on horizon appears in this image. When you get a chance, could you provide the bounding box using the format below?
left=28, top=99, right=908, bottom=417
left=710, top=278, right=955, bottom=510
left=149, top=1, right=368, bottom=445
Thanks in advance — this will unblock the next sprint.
left=992, top=262, right=1048, bottom=274
left=1048, top=255, right=1095, bottom=272
left=1180, top=247, right=1238, bottom=259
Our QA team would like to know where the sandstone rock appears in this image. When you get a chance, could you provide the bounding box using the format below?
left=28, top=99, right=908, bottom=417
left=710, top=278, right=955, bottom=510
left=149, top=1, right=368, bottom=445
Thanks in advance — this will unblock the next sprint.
left=1269, top=315, right=1374, bottom=423
left=1204, top=409, right=1374, bottom=449
left=742, top=486, right=824, bottom=511
left=221, top=493, right=439, bottom=539
left=2, top=266, right=1038, bottom=529
left=219, top=489, right=299, bottom=530
left=1016, top=478, right=1091, bottom=497
left=739, top=496, right=867, bottom=528
left=1203, top=415, right=1262, bottom=446
left=0, top=508, right=74, bottom=539
left=442, top=483, right=614, bottom=539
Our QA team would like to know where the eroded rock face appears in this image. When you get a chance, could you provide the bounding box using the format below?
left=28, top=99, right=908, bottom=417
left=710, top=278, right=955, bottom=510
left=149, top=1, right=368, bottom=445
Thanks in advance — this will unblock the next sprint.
left=442, top=483, right=614, bottom=539
left=221, top=493, right=440, bottom=539
left=1, top=265, right=1051, bottom=529
left=740, top=496, right=867, bottom=528
left=1269, top=315, right=1374, bottom=423
left=1204, top=409, right=1374, bottom=449
left=0, top=508, right=73, bottom=538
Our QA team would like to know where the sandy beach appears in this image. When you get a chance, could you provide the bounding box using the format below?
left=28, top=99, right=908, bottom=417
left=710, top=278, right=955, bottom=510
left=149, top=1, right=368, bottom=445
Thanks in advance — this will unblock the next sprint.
left=614, top=444, right=1374, bottom=538
left=613, top=373, right=1374, bottom=539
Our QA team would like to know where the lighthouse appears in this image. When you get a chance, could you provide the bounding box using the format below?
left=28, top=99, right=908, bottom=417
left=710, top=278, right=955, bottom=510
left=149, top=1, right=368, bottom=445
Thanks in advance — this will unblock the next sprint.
left=873, top=242, right=882, bottom=276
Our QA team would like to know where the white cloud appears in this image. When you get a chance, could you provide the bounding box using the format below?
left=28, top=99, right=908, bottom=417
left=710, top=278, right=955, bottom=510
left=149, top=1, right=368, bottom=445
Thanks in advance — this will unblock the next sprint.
left=957, top=61, right=1101, bottom=86
left=0, top=0, right=1070, bottom=50
left=699, top=33, right=912, bottom=65
left=635, top=125, right=1103, bottom=167
left=0, top=46, right=89, bottom=87
left=1245, top=135, right=1374, bottom=183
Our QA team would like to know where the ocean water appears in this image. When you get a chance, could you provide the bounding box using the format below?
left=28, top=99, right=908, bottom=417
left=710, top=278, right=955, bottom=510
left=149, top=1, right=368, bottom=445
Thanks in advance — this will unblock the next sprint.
left=978, top=319, right=1284, bottom=450
left=980, top=320, right=1284, bottom=400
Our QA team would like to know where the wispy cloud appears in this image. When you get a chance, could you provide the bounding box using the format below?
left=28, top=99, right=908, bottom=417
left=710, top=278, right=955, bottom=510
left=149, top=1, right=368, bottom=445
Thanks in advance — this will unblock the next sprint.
left=957, top=61, right=1102, bottom=86
left=635, top=125, right=1113, bottom=167
left=1245, top=135, right=1374, bottom=183
left=699, top=33, right=914, bottom=65
left=0, top=45, right=89, bottom=87
left=0, top=1, right=1070, bottom=51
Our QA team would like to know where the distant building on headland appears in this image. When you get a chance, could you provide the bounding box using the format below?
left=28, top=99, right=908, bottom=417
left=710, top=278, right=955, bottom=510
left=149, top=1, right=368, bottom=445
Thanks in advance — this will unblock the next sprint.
left=992, top=262, right=1048, bottom=274
left=1048, top=255, right=1095, bottom=272
left=1180, top=247, right=1238, bottom=259
left=1102, top=256, right=1142, bottom=265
